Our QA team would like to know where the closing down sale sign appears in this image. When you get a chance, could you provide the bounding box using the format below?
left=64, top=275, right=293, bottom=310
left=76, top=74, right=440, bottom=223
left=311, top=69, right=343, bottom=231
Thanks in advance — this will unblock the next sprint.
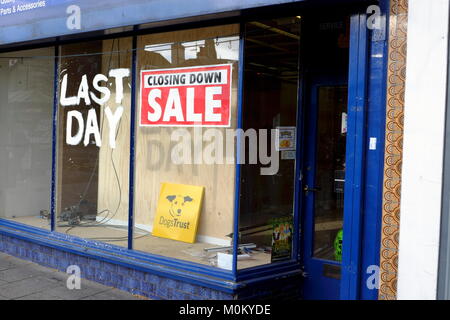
left=140, top=64, right=232, bottom=127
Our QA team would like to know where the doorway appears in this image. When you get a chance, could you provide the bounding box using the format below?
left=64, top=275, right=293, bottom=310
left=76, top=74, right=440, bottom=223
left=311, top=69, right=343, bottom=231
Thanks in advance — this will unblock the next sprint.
left=238, top=8, right=369, bottom=299
left=299, top=11, right=368, bottom=300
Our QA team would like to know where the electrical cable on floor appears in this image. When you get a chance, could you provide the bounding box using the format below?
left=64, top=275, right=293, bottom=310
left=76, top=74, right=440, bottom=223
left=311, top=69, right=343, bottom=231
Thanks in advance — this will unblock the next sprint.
left=89, top=39, right=130, bottom=229
left=60, top=39, right=118, bottom=231
left=57, top=39, right=150, bottom=239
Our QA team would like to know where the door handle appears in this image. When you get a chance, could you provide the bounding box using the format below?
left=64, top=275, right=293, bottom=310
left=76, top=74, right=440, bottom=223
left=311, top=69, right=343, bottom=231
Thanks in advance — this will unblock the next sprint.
left=303, top=185, right=321, bottom=195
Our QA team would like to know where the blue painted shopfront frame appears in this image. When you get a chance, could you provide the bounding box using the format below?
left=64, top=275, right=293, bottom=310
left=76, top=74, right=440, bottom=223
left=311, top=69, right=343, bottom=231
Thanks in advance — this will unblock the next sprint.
left=0, top=0, right=373, bottom=47
left=340, top=12, right=369, bottom=300
left=358, top=0, right=389, bottom=300
left=0, top=0, right=390, bottom=299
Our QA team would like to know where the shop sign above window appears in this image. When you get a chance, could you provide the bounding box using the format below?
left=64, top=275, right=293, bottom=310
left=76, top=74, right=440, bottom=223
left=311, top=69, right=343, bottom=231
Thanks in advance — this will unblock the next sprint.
left=0, top=0, right=298, bottom=46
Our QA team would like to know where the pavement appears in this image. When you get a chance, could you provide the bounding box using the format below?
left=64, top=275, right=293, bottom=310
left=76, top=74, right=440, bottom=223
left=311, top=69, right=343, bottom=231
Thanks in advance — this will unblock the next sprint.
left=0, top=251, right=144, bottom=300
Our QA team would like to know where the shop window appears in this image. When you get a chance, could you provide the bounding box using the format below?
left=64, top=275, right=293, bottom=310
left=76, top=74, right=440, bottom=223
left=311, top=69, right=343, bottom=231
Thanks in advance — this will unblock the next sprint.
left=0, top=48, right=54, bottom=229
left=55, top=38, right=132, bottom=246
left=238, top=18, right=301, bottom=268
left=0, top=22, right=303, bottom=272
left=134, top=24, right=240, bottom=267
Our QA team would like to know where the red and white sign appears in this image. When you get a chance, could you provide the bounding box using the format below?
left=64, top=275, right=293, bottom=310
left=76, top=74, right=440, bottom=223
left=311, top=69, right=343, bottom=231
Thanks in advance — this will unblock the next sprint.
left=140, top=64, right=232, bottom=127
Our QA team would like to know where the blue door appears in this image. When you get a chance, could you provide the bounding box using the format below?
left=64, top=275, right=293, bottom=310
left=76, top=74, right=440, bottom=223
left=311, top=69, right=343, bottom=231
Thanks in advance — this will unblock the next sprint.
left=300, top=12, right=368, bottom=300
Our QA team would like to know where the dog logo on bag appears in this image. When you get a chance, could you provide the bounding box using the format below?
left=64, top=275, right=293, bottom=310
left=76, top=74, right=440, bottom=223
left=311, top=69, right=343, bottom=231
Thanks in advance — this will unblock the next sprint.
left=166, top=195, right=193, bottom=218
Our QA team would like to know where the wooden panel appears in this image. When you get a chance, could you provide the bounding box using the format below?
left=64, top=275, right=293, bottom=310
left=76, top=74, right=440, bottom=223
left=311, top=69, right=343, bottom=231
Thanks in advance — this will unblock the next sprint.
left=133, top=25, right=240, bottom=243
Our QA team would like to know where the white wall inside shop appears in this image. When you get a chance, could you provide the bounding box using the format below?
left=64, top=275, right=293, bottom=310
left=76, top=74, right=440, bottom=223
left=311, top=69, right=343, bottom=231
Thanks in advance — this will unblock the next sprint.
left=397, top=0, right=450, bottom=300
left=0, top=49, right=53, bottom=219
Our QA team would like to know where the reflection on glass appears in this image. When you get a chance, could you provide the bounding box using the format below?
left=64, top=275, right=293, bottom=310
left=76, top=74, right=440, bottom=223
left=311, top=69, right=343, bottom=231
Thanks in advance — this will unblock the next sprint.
left=313, top=86, right=347, bottom=261
left=145, top=37, right=239, bottom=64
left=144, top=43, right=173, bottom=64
left=238, top=17, right=300, bottom=269
left=182, top=40, right=206, bottom=60
left=215, top=36, right=239, bottom=60
left=55, top=38, right=132, bottom=246
left=0, top=48, right=54, bottom=229
left=134, top=25, right=240, bottom=268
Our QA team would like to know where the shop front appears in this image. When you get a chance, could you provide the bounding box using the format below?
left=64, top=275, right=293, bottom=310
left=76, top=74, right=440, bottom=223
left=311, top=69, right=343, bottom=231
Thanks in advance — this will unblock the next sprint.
left=0, top=0, right=389, bottom=300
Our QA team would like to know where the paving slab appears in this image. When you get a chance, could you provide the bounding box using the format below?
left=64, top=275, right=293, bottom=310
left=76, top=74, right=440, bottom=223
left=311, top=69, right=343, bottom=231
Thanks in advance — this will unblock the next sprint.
left=0, top=252, right=145, bottom=300
left=0, top=266, right=42, bottom=282
left=0, top=276, right=60, bottom=299
left=16, top=292, right=64, bottom=300
left=81, top=289, right=145, bottom=300
left=45, top=284, right=111, bottom=300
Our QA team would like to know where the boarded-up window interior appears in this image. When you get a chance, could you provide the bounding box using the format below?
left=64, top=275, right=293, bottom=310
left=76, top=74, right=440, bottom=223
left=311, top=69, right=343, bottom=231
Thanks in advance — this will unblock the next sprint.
left=133, top=24, right=240, bottom=267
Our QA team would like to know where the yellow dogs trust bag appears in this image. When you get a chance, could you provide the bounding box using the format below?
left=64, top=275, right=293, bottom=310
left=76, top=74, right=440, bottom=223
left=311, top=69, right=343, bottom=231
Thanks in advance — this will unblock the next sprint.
left=152, top=182, right=205, bottom=243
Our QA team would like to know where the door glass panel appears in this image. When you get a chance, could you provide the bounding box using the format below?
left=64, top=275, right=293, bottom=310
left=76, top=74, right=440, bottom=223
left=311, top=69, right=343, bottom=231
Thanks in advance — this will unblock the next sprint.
left=313, top=86, right=347, bottom=261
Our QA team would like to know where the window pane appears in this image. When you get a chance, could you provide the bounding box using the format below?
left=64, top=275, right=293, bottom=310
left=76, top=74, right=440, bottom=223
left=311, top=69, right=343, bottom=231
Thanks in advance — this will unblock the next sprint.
left=238, top=18, right=300, bottom=269
left=0, top=48, right=54, bottom=229
left=134, top=24, right=240, bottom=268
left=55, top=38, right=132, bottom=246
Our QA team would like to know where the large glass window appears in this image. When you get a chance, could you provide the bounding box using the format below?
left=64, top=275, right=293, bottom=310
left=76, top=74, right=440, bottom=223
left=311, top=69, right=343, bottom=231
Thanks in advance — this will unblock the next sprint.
left=134, top=24, right=240, bottom=267
left=0, top=48, right=54, bottom=229
left=55, top=38, right=132, bottom=246
left=0, top=21, right=303, bottom=272
left=238, top=17, right=301, bottom=269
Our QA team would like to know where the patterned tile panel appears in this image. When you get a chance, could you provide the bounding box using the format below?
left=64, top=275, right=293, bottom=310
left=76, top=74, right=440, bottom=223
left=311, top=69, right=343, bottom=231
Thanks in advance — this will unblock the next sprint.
left=379, top=0, right=408, bottom=300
